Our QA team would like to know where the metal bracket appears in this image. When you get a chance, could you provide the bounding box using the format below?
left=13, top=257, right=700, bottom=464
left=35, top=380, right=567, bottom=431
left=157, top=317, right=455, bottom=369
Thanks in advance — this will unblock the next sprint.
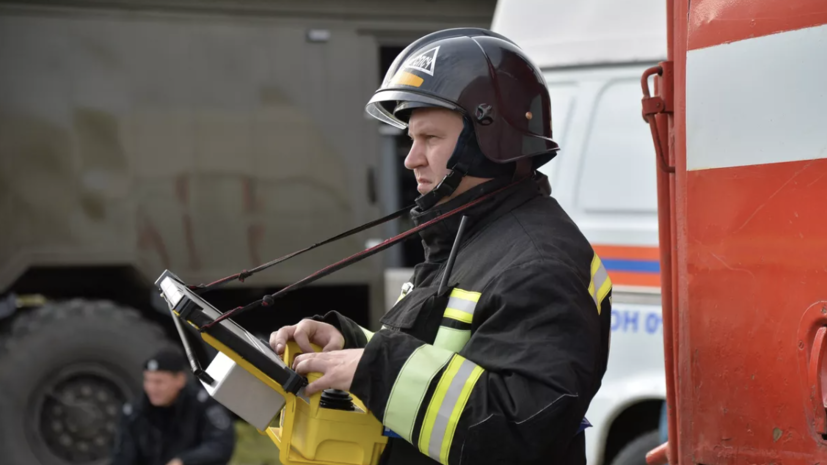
left=641, top=61, right=675, bottom=173
left=642, top=61, right=674, bottom=119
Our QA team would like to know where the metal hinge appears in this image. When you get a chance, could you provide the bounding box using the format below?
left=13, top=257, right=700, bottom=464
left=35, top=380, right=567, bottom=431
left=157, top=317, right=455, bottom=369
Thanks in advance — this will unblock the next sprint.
left=641, top=61, right=675, bottom=173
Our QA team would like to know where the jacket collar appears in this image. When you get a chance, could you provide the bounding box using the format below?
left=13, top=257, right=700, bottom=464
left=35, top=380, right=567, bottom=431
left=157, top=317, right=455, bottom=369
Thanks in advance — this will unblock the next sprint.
left=410, top=172, right=551, bottom=263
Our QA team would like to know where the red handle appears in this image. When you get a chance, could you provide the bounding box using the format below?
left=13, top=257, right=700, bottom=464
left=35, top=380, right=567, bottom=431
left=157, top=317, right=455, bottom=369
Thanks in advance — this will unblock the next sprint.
left=809, top=326, right=827, bottom=434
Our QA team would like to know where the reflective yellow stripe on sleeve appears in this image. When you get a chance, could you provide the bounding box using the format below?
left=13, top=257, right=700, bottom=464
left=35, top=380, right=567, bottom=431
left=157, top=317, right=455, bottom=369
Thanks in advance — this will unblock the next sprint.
left=384, top=345, right=454, bottom=442
left=418, top=354, right=484, bottom=464
left=442, top=307, right=473, bottom=324
left=443, top=288, right=481, bottom=326
left=588, top=253, right=612, bottom=314
left=432, top=288, right=480, bottom=352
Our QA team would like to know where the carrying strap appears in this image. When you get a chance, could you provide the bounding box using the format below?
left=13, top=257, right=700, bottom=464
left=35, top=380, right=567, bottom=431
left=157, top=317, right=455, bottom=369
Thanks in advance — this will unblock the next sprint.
left=192, top=205, right=413, bottom=292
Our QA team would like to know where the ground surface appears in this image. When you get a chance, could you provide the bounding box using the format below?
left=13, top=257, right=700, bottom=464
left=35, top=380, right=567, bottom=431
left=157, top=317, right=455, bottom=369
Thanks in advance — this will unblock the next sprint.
left=229, top=421, right=281, bottom=465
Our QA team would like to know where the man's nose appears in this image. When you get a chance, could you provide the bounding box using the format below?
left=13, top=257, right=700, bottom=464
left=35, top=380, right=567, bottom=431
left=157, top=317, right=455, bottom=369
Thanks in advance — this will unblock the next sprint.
left=404, top=142, right=427, bottom=170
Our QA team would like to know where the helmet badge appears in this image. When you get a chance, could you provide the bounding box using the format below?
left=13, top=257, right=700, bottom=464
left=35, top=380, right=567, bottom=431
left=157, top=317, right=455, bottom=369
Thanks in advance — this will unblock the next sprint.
left=403, top=46, right=440, bottom=76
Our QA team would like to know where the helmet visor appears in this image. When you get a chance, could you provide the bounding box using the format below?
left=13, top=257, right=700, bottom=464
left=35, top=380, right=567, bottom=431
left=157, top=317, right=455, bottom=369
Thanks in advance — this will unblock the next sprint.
left=365, top=90, right=461, bottom=129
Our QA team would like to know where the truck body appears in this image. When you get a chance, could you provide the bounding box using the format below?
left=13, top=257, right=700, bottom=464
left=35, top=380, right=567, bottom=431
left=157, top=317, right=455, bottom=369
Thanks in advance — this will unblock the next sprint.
left=648, top=0, right=827, bottom=463
left=0, top=2, right=497, bottom=464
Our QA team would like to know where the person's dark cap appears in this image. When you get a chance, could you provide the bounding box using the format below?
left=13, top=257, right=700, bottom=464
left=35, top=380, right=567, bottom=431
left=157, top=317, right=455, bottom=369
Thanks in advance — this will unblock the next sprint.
left=143, top=348, right=187, bottom=373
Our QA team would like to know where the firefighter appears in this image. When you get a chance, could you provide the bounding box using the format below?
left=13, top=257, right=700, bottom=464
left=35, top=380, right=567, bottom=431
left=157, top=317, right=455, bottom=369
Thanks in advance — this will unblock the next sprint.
left=270, top=28, right=612, bottom=465
left=111, top=348, right=236, bottom=465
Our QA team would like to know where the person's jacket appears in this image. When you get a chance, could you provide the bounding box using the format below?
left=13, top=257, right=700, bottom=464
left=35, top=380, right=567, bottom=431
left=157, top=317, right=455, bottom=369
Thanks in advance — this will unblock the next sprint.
left=317, top=173, right=613, bottom=465
left=111, top=382, right=235, bottom=465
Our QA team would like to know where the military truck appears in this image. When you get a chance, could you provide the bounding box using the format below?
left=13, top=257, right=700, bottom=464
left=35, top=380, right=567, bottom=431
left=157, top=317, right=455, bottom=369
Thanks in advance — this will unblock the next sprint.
left=0, top=1, right=495, bottom=464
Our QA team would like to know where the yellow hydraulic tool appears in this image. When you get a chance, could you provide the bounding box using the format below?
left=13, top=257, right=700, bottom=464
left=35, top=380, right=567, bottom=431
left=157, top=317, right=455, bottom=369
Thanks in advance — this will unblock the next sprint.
left=156, top=270, right=388, bottom=465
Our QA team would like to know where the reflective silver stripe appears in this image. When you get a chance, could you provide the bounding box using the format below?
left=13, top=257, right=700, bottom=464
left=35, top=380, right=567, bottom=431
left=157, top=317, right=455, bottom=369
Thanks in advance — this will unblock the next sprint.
left=445, top=296, right=476, bottom=315
left=592, top=266, right=609, bottom=304
left=418, top=355, right=485, bottom=463
left=443, top=288, right=480, bottom=324
left=589, top=254, right=612, bottom=314
left=427, top=358, right=476, bottom=460
left=435, top=288, right=479, bottom=351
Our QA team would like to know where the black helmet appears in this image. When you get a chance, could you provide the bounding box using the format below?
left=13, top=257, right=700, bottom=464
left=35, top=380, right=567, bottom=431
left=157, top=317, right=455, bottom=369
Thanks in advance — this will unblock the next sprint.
left=366, top=28, right=560, bottom=167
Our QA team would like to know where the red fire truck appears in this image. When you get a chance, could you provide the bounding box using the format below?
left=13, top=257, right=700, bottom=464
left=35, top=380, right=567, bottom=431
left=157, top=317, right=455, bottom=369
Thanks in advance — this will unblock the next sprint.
left=642, top=0, right=827, bottom=464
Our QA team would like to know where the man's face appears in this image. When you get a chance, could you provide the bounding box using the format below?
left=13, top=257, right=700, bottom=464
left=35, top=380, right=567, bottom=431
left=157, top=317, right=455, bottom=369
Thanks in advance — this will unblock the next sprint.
left=143, top=370, right=186, bottom=407
left=405, top=108, right=465, bottom=195
left=405, top=107, right=491, bottom=202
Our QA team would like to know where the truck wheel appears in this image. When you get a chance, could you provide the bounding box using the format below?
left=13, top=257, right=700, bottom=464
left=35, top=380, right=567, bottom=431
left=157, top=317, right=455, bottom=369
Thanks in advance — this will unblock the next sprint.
left=0, top=299, right=168, bottom=465
left=609, top=430, right=662, bottom=465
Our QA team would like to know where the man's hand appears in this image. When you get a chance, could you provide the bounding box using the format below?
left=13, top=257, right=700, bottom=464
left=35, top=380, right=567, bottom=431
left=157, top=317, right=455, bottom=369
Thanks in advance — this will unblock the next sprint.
left=269, top=319, right=344, bottom=356
left=166, top=459, right=183, bottom=465
left=292, top=349, right=364, bottom=395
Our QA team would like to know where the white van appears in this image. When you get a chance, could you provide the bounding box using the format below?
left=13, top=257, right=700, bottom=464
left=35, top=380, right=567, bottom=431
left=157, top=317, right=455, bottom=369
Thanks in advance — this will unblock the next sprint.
left=491, top=1, right=667, bottom=464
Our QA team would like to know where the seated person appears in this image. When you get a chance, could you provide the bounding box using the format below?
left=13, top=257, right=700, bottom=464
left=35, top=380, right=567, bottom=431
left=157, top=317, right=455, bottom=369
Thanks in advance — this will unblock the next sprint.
left=111, top=348, right=235, bottom=465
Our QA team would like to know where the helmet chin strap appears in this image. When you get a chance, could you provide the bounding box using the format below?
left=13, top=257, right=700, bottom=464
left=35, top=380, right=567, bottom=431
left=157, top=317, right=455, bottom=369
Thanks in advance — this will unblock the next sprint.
left=414, top=165, right=468, bottom=211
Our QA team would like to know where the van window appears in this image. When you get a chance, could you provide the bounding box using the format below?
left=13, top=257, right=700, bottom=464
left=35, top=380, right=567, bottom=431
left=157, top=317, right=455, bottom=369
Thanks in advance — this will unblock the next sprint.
left=539, top=82, right=577, bottom=183
left=547, top=83, right=576, bottom=145
left=577, top=79, right=657, bottom=214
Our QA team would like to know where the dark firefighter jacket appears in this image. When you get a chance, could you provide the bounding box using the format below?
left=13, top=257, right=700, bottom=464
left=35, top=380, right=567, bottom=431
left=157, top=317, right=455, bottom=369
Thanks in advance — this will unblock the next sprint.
left=316, top=173, right=613, bottom=465
left=111, top=382, right=236, bottom=465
